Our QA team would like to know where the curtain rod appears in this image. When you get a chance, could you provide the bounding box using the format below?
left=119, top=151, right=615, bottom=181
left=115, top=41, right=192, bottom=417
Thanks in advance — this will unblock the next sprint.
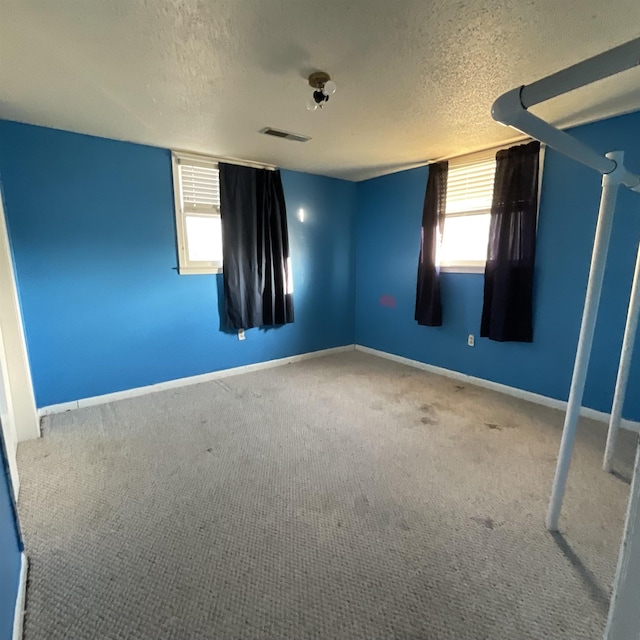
left=172, top=149, right=277, bottom=171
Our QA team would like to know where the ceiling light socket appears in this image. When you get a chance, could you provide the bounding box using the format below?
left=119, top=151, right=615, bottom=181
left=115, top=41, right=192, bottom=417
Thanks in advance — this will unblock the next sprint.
left=308, top=71, right=331, bottom=89
left=306, top=71, right=336, bottom=111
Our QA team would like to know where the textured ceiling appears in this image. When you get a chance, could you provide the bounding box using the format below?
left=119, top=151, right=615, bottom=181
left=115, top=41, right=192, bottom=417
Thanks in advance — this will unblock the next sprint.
left=1, top=1, right=639, bottom=181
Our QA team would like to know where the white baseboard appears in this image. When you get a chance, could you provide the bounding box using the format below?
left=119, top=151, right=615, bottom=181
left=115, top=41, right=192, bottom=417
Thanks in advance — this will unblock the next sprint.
left=38, top=345, right=356, bottom=417
left=13, top=553, right=28, bottom=640
left=35, top=342, right=640, bottom=433
left=355, top=345, right=640, bottom=433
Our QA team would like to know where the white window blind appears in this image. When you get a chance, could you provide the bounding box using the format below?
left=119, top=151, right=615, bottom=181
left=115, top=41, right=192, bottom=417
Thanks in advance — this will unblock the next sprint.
left=177, top=157, right=220, bottom=214
left=445, top=156, right=496, bottom=216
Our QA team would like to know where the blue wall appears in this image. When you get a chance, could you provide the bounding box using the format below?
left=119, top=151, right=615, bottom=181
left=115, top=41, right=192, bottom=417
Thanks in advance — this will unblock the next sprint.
left=0, top=121, right=356, bottom=407
left=2, top=113, right=639, bottom=418
left=355, top=111, right=640, bottom=421
left=0, top=445, right=21, bottom=640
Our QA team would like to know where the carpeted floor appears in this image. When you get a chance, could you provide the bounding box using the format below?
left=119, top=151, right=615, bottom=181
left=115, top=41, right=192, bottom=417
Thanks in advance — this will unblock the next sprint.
left=17, top=350, right=636, bottom=639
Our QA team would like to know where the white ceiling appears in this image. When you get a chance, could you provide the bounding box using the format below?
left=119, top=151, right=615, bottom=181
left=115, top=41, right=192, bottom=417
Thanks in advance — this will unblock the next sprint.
left=1, top=1, right=639, bottom=181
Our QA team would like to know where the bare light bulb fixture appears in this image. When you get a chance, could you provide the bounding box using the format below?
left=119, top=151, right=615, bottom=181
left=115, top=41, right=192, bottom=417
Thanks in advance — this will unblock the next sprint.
left=306, top=71, right=337, bottom=111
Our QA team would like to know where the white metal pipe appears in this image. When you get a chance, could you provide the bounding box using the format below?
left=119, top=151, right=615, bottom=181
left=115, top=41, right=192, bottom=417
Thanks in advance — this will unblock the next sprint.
left=622, top=170, right=640, bottom=193
left=520, top=38, right=640, bottom=108
left=492, top=91, right=616, bottom=175
left=546, top=152, right=624, bottom=532
left=491, top=37, right=640, bottom=190
left=605, top=436, right=640, bottom=640
left=603, top=241, right=640, bottom=473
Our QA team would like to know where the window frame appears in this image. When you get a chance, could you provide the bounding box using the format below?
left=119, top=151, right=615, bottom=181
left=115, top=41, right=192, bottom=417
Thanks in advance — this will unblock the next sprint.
left=438, top=144, right=544, bottom=274
left=438, top=210, right=494, bottom=273
left=439, top=151, right=497, bottom=274
left=171, top=150, right=223, bottom=275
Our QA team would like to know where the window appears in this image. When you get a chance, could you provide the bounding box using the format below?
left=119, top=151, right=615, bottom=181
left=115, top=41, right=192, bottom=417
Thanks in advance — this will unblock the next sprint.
left=438, top=153, right=497, bottom=272
left=172, top=151, right=222, bottom=274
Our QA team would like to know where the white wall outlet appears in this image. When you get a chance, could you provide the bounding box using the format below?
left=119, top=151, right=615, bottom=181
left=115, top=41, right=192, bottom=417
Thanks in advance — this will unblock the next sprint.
left=238, top=329, right=245, bottom=341
left=467, top=334, right=475, bottom=347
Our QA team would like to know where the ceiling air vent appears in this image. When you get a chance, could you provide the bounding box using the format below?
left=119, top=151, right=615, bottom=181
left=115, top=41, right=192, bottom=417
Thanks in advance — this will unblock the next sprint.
left=260, top=128, right=310, bottom=143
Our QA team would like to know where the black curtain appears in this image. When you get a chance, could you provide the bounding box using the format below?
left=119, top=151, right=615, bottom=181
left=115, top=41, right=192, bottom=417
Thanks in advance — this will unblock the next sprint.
left=415, top=161, right=448, bottom=326
left=219, top=163, right=294, bottom=330
left=481, top=141, right=541, bottom=342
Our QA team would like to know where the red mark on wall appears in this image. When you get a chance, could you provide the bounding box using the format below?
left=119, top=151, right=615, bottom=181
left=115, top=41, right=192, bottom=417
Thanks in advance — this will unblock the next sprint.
left=379, top=295, right=396, bottom=308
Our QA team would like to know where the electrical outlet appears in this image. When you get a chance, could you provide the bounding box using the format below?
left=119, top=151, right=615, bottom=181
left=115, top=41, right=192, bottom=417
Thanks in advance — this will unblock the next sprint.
left=467, top=334, right=475, bottom=347
left=238, top=329, right=245, bottom=341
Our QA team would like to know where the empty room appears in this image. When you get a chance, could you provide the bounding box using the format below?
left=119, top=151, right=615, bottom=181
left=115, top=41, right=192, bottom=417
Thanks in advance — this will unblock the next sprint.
left=1, top=1, right=640, bottom=639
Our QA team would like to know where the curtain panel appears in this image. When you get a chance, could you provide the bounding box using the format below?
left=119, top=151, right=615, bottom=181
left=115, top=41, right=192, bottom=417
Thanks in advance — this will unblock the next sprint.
left=219, top=163, right=294, bottom=330
left=481, top=141, right=541, bottom=342
left=415, top=161, right=448, bottom=327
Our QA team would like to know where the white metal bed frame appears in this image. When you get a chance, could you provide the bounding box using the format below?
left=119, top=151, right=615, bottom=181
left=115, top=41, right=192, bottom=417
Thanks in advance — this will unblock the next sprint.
left=491, top=37, right=640, bottom=640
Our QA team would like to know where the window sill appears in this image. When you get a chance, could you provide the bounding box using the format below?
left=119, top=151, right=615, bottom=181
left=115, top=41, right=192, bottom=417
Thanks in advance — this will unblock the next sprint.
left=178, top=266, right=222, bottom=275
left=439, top=264, right=485, bottom=274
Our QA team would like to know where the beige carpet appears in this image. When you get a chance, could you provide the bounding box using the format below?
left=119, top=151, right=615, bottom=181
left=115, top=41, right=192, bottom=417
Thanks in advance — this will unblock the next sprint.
left=17, top=350, right=636, bottom=639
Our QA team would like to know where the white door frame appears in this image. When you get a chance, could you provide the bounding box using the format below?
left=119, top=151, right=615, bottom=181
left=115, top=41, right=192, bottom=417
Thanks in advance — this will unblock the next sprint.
left=0, top=316, right=19, bottom=497
left=0, top=182, right=39, bottom=469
